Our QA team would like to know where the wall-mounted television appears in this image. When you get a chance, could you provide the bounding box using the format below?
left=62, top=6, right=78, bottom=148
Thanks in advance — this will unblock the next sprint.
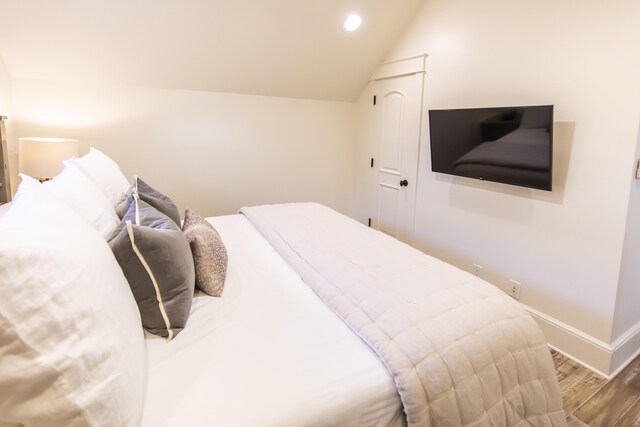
left=429, top=105, right=553, bottom=191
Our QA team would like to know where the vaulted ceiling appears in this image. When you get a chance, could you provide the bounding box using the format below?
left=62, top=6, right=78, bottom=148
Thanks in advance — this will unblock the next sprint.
left=0, top=0, right=425, bottom=101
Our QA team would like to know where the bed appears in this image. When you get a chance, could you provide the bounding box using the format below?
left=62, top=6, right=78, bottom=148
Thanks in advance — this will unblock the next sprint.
left=0, top=148, right=566, bottom=427
left=142, top=214, right=404, bottom=427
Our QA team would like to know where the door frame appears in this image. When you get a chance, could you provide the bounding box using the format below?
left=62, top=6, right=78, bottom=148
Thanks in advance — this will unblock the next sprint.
left=369, top=54, right=427, bottom=244
left=370, top=54, right=428, bottom=82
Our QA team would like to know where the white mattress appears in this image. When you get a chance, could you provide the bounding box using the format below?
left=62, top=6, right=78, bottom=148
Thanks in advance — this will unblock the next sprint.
left=141, top=214, right=404, bottom=427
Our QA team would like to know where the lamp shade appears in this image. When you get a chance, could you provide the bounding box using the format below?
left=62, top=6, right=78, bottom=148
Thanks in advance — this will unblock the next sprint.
left=19, top=138, right=79, bottom=180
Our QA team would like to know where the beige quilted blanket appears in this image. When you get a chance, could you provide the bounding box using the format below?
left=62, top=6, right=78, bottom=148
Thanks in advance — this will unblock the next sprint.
left=241, top=203, right=566, bottom=427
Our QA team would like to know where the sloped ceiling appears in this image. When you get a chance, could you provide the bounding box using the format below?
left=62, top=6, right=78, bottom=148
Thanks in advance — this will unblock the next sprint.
left=0, top=0, right=425, bottom=101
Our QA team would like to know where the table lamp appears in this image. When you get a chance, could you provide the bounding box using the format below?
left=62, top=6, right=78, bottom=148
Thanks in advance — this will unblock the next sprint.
left=19, top=138, right=79, bottom=182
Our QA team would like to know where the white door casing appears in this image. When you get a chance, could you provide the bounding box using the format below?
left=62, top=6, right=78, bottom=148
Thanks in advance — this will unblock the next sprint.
left=371, top=57, right=425, bottom=244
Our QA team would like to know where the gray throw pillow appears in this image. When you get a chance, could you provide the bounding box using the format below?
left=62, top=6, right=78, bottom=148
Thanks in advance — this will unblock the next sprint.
left=182, top=209, right=228, bottom=297
left=109, top=196, right=195, bottom=340
left=116, top=176, right=181, bottom=226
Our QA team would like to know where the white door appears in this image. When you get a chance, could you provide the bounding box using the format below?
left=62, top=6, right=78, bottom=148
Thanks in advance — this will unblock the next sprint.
left=372, top=72, right=423, bottom=243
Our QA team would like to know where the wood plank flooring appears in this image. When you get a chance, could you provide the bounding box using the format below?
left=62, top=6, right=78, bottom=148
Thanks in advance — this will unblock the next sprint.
left=552, top=349, right=640, bottom=426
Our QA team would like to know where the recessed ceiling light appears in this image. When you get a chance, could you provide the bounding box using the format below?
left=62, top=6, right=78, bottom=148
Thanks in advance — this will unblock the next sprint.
left=344, top=14, right=362, bottom=32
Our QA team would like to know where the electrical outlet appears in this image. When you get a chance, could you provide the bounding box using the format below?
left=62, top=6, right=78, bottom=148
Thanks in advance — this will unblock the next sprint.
left=473, top=264, right=483, bottom=276
left=508, top=280, right=521, bottom=300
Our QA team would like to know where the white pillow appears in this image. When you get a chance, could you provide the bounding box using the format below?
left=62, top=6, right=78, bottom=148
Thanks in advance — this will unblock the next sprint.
left=0, top=178, right=146, bottom=427
left=28, top=163, right=119, bottom=239
left=66, top=147, right=129, bottom=206
left=0, top=202, right=9, bottom=219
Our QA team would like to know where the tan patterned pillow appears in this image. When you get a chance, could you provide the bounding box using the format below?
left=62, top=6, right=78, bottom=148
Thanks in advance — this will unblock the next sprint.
left=182, top=209, right=228, bottom=297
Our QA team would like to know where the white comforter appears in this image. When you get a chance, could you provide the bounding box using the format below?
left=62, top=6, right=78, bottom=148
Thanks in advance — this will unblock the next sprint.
left=241, top=203, right=566, bottom=427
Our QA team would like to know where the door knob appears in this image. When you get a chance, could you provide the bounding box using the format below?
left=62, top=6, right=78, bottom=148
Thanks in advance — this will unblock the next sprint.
left=400, top=179, right=408, bottom=187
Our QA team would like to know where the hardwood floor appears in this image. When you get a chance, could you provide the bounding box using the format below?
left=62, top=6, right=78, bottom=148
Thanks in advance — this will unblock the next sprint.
left=552, top=349, right=640, bottom=426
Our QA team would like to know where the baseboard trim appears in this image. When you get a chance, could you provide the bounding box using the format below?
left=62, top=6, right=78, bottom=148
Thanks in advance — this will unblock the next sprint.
left=524, top=304, right=613, bottom=378
left=610, top=319, right=640, bottom=378
left=523, top=304, right=640, bottom=379
left=546, top=343, right=609, bottom=379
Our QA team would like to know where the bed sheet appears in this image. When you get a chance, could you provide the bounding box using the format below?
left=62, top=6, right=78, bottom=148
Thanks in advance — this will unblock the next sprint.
left=141, top=214, right=404, bottom=427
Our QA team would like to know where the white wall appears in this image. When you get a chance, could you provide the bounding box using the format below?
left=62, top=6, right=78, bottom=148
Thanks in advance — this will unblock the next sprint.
left=11, top=79, right=356, bottom=217
left=354, top=0, right=640, bottom=372
left=0, top=56, right=16, bottom=194
left=0, top=57, right=11, bottom=116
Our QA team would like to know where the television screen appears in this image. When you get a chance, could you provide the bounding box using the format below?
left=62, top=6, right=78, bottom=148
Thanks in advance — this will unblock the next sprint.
left=428, top=105, right=553, bottom=191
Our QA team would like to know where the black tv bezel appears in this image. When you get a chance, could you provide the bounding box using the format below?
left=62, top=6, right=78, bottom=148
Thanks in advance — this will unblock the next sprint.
left=428, top=104, right=554, bottom=192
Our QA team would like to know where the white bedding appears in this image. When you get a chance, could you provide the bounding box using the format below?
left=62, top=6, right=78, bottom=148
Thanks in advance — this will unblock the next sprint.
left=241, top=203, right=566, bottom=426
left=0, top=202, right=10, bottom=218
left=142, top=214, right=404, bottom=427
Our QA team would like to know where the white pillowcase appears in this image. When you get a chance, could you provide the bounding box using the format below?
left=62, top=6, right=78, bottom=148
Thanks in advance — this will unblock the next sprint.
left=0, top=202, right=9, bottom=219
left=27, top=163, right=119, bottom=239
left=0, top=178, right=146, bottom=427
left=66, top=147, right=129, bottom=206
